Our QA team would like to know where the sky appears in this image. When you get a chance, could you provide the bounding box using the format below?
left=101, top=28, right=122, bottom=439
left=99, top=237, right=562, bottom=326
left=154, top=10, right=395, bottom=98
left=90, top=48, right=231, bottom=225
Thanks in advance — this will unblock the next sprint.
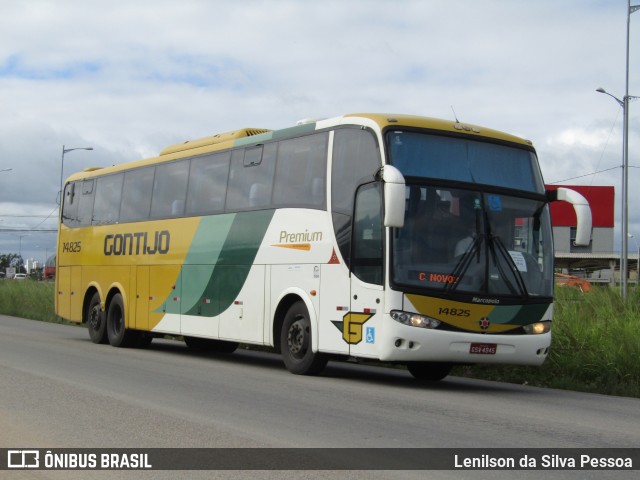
left=2, top=0, right=640, bottom=267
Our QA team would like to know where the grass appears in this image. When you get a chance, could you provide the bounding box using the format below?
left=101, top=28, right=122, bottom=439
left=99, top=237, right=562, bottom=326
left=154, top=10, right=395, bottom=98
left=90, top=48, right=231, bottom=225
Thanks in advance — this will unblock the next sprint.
left=0, top=279, right=61, bottom=323
left=1, top=279, right=639, bottom=397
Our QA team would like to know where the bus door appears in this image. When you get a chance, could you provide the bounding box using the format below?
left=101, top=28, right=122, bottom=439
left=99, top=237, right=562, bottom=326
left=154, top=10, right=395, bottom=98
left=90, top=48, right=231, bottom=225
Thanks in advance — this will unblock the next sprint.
left=148, top=265, right=182, bottom=335
left=135, top=266, right=149, bottom=330
left=348, top=183, right=384, bottom=358
left=56, top=266, right=71, bottom=320
left=319, top=260, right=350, bottom=356
left=219, top=265, right=265, bottom=344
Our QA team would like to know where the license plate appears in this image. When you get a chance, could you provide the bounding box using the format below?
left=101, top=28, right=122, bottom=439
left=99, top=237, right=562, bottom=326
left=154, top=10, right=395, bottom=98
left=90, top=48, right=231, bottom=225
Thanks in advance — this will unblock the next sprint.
left=469, top=343, right=497, bottom=355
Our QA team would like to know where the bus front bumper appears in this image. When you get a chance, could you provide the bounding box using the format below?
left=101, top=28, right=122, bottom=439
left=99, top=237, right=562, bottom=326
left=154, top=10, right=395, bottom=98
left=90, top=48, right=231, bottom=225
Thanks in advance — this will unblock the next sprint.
left=378, top=321, right=551, bottom=366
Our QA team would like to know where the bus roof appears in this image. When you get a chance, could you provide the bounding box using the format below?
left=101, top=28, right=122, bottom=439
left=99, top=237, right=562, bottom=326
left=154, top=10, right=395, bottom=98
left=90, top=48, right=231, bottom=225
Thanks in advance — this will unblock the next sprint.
left=344, top=113, right=532, bottom=146
left=159, top=127, right=272, bottom=156
left=65, top=113, right=533, bottom=183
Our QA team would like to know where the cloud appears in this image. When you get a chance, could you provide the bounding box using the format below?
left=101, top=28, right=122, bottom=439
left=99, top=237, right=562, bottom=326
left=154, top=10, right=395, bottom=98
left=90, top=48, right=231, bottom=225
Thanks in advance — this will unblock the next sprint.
left=1, top=0, right=640, bottom=262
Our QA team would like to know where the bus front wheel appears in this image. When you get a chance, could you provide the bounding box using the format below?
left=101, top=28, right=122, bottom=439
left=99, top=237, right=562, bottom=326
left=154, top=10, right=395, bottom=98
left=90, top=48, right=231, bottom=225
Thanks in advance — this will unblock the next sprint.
left=280, top=301, right=328, bottom=375
left=106, top=293, right=138, bottom=348
left=86, top=292, right=107, bottom=344
left=406, top=362, right=453, bottom=382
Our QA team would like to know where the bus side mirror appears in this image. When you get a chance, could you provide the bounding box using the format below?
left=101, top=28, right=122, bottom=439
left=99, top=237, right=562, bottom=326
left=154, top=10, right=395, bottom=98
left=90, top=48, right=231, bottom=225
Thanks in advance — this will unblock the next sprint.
left=381, top=165, right=406, bottom=228
left=546, top=187, right=592, bottom=246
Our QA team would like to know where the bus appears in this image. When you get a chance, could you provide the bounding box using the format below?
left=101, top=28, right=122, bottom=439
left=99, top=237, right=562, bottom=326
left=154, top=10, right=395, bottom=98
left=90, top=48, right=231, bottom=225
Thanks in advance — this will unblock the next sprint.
left=44, top=254, right=56, bottom=280
left=56, top=113, right=591, bottom=380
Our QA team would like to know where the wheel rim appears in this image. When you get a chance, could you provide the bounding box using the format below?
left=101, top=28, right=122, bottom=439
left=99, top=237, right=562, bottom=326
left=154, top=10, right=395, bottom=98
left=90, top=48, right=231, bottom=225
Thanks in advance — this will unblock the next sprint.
left=287, top=317, right=309, bottom=359
left=88, top=304, right=101, bottom=331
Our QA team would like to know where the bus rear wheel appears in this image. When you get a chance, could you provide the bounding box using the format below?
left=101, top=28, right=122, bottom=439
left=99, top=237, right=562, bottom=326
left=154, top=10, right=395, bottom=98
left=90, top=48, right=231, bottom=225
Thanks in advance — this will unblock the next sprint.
left=106, top=293, right=139, bottom=348
left=86, top=292, right=107, bottom=344
left=280, top=301, right=328, bottom=375
left=406, top=362, right=453, bottom=382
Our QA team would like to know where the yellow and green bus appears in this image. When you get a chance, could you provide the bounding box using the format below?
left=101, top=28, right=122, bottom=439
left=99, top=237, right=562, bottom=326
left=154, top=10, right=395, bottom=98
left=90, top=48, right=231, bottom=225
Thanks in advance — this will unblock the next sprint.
left=56, top=114, right=591, bottom=380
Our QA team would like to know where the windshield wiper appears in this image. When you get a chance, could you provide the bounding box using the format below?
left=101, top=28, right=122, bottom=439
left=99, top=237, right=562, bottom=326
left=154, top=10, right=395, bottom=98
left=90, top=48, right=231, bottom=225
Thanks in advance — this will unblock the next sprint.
left=446, top=195, right=484, bottom=294
left=479, top=201, right=528, bottom=298
left=445, top=202, right=528, bottom=298
left=489, top=235, right=528, bottom=298
left=445, top=234, right=483, bottom=294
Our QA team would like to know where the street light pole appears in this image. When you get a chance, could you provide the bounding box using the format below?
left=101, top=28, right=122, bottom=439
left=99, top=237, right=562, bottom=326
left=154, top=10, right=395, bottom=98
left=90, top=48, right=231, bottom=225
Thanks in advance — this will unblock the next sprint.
left=15, top=234, right=30, bottom=272
left=622, top=1, right=640, bottom=300
left=630, top=234, right=640, bottom=282
left=595, top=86, right=637, bottom=298
left=59, top=145, right=93, bottom=206
left=595, top=1, right=640, bottom=301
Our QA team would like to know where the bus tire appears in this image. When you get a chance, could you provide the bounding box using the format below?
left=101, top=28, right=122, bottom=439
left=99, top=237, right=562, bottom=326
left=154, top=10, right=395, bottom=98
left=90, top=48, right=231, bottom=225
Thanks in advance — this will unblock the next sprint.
left=86, top=292, right=107, bottom=344
left=280, top=301, right=328, bottom=375
left=106, top=293, right=138, bottom=348
left=184, top=336, right=238, bottom=353
left=406, top=362, right=452, bottom=382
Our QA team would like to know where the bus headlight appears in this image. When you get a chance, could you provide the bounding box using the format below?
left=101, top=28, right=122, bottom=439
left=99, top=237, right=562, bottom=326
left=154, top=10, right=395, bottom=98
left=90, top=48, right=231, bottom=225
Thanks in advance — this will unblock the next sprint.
left=390, top=310, right=440, bottom=329
left=523, top=321, right=551, bottom=335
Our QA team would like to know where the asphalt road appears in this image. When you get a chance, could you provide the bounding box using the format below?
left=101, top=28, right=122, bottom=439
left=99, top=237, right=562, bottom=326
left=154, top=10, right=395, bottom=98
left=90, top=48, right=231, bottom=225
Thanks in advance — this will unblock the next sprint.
left=1, top=314, right=638, bottom=480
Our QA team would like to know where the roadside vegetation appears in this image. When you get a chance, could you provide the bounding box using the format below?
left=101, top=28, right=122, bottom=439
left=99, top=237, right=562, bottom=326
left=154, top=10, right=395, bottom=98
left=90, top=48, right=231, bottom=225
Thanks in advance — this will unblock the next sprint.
left=0, top=280, right=61, bottom=324
left=1, top=279, right=638, bottom=398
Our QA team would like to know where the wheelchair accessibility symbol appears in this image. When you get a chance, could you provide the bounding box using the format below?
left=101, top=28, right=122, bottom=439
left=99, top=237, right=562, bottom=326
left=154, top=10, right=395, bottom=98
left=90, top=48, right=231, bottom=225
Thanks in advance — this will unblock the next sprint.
left=365, top=327, right=375, bottom=344
left=488, top=194, right=502, bottom=211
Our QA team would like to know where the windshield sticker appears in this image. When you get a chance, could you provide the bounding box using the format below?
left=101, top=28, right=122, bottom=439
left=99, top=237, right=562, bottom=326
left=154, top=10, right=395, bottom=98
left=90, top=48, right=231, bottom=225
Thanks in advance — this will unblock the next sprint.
left=508, top=251, right=528, bottom=272
left=488, top=194, right=502, bottom=211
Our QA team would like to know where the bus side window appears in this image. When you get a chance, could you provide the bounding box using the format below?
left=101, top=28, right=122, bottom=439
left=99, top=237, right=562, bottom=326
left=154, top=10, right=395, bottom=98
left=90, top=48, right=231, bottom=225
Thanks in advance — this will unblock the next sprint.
left=226, top=144, right=276, bottom=211
left=78, top=179, right=95, bottom=227
left=150, top=160, right=189, bottom=218
left=331, top=128, right=381, bottom=266
left=120, top=166, right=154, bottom=223
left=186, top=152, right=230, bottom=216
left=272, top=133, right=328, bottom=209
left=61, top=182, right=79, bottom=227
left=92, top=174, right=124, bottom=225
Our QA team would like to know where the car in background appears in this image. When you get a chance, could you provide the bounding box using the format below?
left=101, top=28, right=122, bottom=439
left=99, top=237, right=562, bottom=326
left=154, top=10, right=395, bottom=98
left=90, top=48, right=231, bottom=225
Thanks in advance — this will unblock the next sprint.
left=13, top=273, right=27, bottom=280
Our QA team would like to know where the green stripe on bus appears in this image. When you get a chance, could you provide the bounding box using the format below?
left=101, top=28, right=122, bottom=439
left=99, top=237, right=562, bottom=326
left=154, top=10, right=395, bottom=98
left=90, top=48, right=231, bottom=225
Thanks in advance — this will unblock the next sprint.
left=179, top=214, right=236, bottom=315
left=182, top=209, right=275, bottom=317
left=510, top=302, right=549, bottom=325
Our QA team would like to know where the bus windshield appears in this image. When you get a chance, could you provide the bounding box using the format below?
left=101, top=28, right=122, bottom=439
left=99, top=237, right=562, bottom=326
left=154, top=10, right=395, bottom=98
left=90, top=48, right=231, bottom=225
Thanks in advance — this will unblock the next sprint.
left=387, top=130, right=545, bottom=193
left=392, top=185, right=553, bottom=298
left=388, top=131, right=553, bottom=299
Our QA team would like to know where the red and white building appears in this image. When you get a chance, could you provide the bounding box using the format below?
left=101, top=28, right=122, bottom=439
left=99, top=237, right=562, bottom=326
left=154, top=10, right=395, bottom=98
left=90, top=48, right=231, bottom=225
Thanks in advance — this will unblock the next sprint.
left=546, top=185, right=638, bottom=283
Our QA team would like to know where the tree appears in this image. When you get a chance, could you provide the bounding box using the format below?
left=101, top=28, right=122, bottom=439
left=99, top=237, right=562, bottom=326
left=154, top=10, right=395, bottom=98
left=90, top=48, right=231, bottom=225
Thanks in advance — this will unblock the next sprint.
left=0, top=253, right=25, bottom=273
